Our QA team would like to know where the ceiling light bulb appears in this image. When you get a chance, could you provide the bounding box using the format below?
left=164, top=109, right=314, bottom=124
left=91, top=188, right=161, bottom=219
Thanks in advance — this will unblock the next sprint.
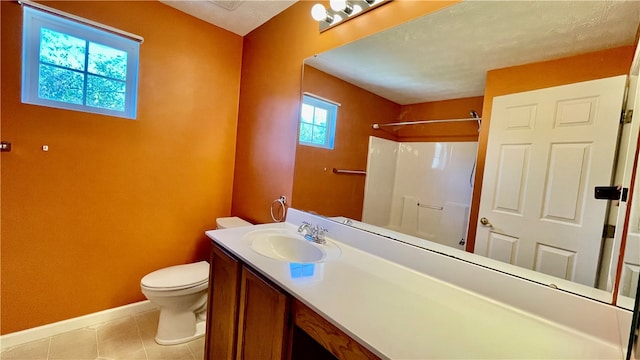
left=311, top=4, right=332, bottom=23
left=330, top=0, right=352, bottom=14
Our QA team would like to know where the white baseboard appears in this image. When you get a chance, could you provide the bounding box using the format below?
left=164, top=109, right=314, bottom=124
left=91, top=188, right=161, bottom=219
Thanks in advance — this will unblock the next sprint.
left=0, top=300, right=158, bottom=351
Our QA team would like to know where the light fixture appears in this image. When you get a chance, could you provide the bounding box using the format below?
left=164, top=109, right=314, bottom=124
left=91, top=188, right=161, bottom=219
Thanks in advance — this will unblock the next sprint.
left=310, top=0, right=392, bottom=32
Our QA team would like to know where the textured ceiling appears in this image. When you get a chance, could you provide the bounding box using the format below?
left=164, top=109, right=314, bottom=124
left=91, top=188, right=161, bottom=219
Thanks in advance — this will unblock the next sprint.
left=160, top=0, right=297, bottom=36
left=305, top=1, right=640, bottom=105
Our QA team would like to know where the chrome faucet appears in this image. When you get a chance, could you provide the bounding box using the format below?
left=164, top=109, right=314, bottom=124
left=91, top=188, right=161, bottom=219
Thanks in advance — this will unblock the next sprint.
left=297, top=221, right=327, bottom=244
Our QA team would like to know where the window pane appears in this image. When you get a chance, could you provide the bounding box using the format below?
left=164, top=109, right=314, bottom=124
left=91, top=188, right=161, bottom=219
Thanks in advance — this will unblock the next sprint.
left=88, top=42, right=127, bottom=80
left=312, top=125, right=327, bottom=144
left=299, top=96, right=337, bottom=148
left=38, top=63, right=84, bottom=104
left=23, top=7, right=139, bottom=119
left=39, top=28, right=86, bottom=71
left=301, top=104, right=314, bottom=124
left=86, top=75, right=126, bottom=111
left=313, top=108, right=327, bottom=126
left=299, top=123, right=313, bottom=143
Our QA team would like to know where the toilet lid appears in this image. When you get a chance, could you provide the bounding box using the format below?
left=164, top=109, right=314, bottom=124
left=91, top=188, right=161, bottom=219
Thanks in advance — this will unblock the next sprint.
left=141, top=261, right=209, bottom=290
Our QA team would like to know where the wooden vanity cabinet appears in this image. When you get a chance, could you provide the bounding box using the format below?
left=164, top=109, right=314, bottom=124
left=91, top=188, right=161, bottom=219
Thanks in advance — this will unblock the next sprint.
left=293, top=300, right=379, bottom=360
left=204, top=243, right=242, bottom=360
left=205, top=242, right=379, bottom=360
left=205, top=243, right=291, bottom=360
left=236, top=266, right=291, bottom=359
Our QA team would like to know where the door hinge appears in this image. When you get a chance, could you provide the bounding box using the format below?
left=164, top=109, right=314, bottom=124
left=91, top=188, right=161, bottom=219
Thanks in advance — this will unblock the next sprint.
left=603, top=224, right=616, bottom=238
left=0, top=141, right=11, bottom=152
left=622, top=109, right=634, bottom=124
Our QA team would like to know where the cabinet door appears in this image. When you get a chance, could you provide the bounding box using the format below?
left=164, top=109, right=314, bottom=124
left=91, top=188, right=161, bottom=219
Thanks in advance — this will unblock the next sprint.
left=205, top=243, right=242, bottom=360
left=236, top=266, right=291, bottom=360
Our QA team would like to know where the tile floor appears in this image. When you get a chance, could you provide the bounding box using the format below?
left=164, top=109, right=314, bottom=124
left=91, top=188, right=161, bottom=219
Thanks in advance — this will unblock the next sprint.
left=0, top=310, right=204, bottom=360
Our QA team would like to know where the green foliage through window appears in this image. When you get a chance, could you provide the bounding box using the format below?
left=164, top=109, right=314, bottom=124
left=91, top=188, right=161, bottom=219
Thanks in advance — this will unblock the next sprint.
left=22, top=6, right=140, bottom=119
left=299, top=95, right=337, bottom=149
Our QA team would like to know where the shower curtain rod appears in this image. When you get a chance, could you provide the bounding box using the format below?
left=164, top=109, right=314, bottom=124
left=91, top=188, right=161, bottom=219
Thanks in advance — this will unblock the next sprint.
left=372, top=117, right=482, bottom=130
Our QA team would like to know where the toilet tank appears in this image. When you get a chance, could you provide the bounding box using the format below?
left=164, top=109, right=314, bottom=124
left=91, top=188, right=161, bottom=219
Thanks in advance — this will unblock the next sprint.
left=216, top=217, right=252, bottom=229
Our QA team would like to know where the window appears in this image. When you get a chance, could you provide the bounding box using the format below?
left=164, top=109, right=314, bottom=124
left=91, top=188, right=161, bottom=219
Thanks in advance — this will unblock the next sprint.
left=299, top=95, right=338, bottom=149
left=22, top=6, right=140, bottom=119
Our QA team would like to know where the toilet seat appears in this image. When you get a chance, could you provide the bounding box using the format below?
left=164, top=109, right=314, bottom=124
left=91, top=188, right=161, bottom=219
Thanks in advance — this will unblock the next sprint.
left=141, top=261, right=209, bottom=291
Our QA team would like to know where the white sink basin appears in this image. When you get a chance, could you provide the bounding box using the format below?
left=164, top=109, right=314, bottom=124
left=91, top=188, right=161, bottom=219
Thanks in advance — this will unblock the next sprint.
left=245, top=229, right=340, bottom=263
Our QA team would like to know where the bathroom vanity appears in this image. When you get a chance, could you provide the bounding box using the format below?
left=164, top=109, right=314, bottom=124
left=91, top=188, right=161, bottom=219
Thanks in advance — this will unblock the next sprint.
left=204, top=209, right=632, bottom=359
left=203, top=241, right=376, bottom=359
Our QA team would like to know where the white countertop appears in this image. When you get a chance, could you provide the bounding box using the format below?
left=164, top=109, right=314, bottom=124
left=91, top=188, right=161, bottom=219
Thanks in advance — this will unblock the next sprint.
left=206, top=212, right=627, bottom=359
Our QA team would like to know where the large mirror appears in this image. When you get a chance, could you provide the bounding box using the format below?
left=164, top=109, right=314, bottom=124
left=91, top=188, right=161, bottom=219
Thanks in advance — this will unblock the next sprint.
left=293, top=1, right=640, bottom=306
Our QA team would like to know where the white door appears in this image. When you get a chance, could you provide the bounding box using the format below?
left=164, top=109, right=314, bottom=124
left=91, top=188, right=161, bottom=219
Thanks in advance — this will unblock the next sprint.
left=615, top=74, right=640, bottom=308
left=476, top=75, right=627, bottom=287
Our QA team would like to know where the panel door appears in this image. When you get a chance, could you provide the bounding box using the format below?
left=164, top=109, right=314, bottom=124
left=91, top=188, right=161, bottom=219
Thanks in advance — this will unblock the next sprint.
left=205, top=243, right=242, bottom=360
left=618, top=147, right=640, bottom=304
left=615, top=74, right=640, bottom=308
left=476, top=75, right=627, bottom=287
left=236, top=266, right=290, bottom=360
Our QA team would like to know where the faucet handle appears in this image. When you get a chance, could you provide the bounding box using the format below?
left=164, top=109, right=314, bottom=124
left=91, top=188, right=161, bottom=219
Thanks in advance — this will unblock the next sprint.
left=316, top=226, right=328, bottom=243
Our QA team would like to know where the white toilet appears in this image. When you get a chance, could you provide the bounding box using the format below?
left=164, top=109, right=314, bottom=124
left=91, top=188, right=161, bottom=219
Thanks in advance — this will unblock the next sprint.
left=140, top=217, right=251, bottom=345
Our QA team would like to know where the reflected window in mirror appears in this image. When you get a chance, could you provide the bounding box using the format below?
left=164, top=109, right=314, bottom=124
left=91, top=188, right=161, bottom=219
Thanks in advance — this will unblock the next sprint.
left=299, top=94, right=338, bottom=149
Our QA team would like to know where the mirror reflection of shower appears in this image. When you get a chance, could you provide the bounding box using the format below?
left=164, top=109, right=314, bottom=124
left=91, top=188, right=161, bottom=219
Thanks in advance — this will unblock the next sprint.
left=362, top=136, right=478, bottom=250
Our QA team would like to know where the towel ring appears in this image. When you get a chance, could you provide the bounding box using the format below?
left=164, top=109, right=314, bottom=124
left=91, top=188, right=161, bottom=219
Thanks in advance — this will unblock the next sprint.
left=270, top=196, right=287, bottom=222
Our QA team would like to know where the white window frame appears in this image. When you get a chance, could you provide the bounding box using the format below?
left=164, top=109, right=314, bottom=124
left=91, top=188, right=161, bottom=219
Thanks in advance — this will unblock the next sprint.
left=299, top=94, right=338, bottom=150
left=22, top=6, right=140, bottom=119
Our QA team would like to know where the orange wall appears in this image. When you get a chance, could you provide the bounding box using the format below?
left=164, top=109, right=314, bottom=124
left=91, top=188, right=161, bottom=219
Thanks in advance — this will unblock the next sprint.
left=1, top=1, right=242, bottom=334
left=466, top=46, right=635, bottom=252
left=397, top=97, right=484, bottom=142
left=293, top=66, right=399, bottom=219
left=232, top=0, right=460, bottom=224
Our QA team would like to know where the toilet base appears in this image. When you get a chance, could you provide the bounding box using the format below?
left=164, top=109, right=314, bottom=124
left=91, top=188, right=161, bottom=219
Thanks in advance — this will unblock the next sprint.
left=155, top=320, right=206, bottom=345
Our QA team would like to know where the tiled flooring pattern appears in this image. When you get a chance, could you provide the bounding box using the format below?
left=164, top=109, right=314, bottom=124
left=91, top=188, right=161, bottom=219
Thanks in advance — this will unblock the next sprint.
left=0, top=310, right=204, bottom=360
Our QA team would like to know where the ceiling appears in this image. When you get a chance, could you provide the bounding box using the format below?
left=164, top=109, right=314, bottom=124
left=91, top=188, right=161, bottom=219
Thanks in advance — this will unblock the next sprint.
left=305, top=1, right=640, bottom=104
left=160, top=0, right=297, bottom=36
left=160, top=1, right=640, bottom=105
